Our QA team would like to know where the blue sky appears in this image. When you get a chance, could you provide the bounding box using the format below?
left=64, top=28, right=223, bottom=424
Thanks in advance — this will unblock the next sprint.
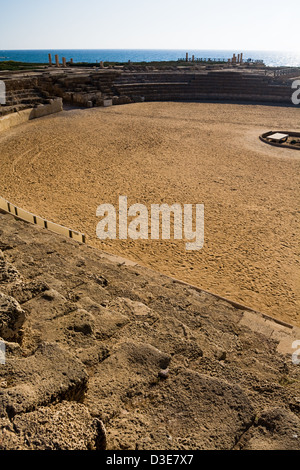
left=0, top=0, right=299, bottom=51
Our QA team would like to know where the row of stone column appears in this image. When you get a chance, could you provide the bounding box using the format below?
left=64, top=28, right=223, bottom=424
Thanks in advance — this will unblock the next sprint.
left=48, top=54, right=105, bottom=68
left=185, top=52, right=244, bottom=64
left=229, top=53, right=243, bottom=64
left=48, top=54, right=73, bottom=67
left=185, top=53, right=196, bottom=62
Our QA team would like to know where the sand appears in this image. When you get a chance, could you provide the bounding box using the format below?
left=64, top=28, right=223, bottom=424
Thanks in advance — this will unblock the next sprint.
left=0, top=102, right=299, bottom=326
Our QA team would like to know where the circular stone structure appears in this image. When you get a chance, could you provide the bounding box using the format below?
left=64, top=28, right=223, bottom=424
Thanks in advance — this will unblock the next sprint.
left=0, top=102, right=299, bottom=326
left=260, top=131, right=300, bottom=150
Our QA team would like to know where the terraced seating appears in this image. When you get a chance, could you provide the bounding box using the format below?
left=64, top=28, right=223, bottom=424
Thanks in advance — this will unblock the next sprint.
left=0, top=77, right=57, bottom=116
left=0, top=69, right=293, bottom=117
left=113, top=71, right=292, bottom=103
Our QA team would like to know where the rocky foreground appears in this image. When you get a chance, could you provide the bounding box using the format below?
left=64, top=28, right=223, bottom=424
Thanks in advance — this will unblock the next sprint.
left=0, top=211, right=299, bottom=450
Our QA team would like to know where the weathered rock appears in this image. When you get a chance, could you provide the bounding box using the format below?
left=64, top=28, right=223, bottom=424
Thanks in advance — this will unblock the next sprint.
left=85, top=342, right=172, bottom=419
left=90, top=274, right=108, bottom=287
left=103, top=367, right=255, bottom=450
left=24, top=288, right=74, bottom=320
left=76, top=297, right=129, bottom=339
left=75, top=344, right=110, bottom=367
left=7, top=279, right=49, bottom=304
left=162, top=368, right=254, bottom=450
left=118, top=298, right=152, bottom=317
left=0, top=401, right=106, bottom=450
left=0, top=292, right=26, bottom=341
left=0, top=342, right=88, bottom=418
left=238, top=408, right=300, bottom=450
left=117, top=95, right=132, bottom=105
left=66, top=309, right=95, bottom=336
left=0, top=250, right=22, bottom=284
left=109, top=297, right=158, bottom=324
left=0, top=212, right=299, bottom=449
left=158, top=368, right=169, bottom=379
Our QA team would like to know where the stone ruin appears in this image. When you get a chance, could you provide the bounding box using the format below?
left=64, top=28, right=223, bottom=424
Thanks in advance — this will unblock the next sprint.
left=0, top=66, right=298, bottom=122
left=0, top=212, right=299, bottom=450
left=0, top=64, right=300, bottom=450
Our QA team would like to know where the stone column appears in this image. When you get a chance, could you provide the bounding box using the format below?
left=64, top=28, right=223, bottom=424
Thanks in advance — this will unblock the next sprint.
left=186, top=52, right=188, bottom=62
left=240, top=53, right=243, bottom=64
left=55, top=55, right=60, bottom=67
left=237, top=54, right=240, bottom=63
left=192, top=55, right=195, bottom=62
left=70, top=58, right=73, bottom=64
left=62, top=57, right=66, bottom=67
left=48, top=54, right=52, bottom=66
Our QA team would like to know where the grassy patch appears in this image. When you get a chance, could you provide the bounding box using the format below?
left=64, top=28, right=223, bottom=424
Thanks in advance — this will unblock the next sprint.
left=0, top=61, right=46, bottom=71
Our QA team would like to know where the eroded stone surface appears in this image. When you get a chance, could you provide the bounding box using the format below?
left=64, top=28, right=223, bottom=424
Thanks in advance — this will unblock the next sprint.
left=236, top=408, right=300, bottom=450
left=0, top=292, right=26, bottom=341
left=0, top=212, right=299, bottom=450
left=0, top=401, right=106, bottom=450
left=0, top=250, right=22, bottom=285
left=0, top=341, right=88, bottom=419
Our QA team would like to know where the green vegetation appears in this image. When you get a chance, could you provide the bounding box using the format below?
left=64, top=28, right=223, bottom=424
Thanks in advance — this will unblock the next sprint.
left=0, top=61, right=46, bottom=71
left=0, top=58, right=244, bottom=72
left=0, top=59, right=228, bottom=72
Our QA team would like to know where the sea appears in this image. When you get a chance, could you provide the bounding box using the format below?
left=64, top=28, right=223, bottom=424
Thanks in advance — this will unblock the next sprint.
left=0, top=50, right=300, bottom=67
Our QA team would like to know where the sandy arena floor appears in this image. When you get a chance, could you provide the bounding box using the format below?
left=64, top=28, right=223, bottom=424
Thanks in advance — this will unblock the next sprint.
left=0, top=102, right=299, bottom=326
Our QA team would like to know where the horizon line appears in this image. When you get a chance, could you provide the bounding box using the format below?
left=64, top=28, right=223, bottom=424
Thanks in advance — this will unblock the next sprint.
left=0, top=48, right=298, bottom=53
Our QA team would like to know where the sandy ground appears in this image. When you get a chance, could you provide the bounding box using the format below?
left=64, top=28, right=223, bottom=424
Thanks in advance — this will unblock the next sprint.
left=0, top=102, right=299, bottom=326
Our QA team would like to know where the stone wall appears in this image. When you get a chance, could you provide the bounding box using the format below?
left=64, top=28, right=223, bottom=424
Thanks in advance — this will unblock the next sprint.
left=0, top=98, right=63, bottom=133
left=36, top=71, right=121, bottom=108
left=0, top=76, right=55, bottom=116
left=0, top=69, right=294, bottom=119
